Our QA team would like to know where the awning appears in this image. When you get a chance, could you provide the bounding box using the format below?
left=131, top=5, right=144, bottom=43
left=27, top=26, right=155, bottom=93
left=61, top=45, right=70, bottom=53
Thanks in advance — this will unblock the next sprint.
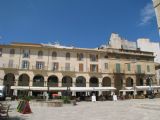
left=150, top=86, right=160, bottom=89
left=70, top=87, right=116, bottom=92
left=119, top=87, right=134, bottom=92
left=70, top=87, right=93, bottom=92
left=49, top=87, right=67, bottom=91
left=135, top=86, right=150, bottom=91
left=93, top=87, right=116, bottom=91
left=10, top=86, right=116, bottom=92
left=11, top=86, right=29, bottom=90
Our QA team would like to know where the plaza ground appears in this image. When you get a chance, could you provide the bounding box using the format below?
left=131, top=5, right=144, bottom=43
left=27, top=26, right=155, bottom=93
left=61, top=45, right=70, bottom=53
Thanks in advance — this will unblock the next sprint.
left=4, top=98, right=160, bottom=120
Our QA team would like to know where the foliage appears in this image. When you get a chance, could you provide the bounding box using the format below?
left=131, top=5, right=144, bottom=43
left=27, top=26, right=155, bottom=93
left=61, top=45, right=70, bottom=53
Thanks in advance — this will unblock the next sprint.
left=61, top=96, right=71, bottom=104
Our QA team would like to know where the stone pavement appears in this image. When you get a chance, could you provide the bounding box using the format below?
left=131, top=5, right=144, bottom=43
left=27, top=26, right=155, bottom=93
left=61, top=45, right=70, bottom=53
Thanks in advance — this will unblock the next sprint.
left=5, top=98, right=160, bottom=120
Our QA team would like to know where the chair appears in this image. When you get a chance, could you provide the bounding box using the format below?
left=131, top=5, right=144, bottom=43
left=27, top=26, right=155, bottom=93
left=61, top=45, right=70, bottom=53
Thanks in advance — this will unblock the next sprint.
left=0, top=104, right=10, bottom=119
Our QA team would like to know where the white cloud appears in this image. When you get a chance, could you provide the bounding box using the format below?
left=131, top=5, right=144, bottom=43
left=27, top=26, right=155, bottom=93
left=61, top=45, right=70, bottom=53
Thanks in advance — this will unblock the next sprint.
left=139, top=3, right=155, bottom=26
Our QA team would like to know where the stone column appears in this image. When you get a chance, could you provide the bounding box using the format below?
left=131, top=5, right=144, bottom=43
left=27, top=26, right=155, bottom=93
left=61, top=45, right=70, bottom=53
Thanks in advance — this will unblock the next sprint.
left=98, top=78, right=103, bottom=96
left=72, top=77, right=76, bottom=96
left=58, top=76, right=62, bottom=96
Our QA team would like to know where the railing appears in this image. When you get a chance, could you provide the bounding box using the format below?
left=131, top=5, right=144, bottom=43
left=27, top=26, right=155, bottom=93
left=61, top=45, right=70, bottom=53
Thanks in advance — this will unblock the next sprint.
left=113, top=69, right=125, bottom=74
left=135, top=70, right=145, bottom=74
left=61, top=67, right=75, bottom=72
left=32, top=66, right=48, bottom=70
left=0, top=64, right=19, bottom=69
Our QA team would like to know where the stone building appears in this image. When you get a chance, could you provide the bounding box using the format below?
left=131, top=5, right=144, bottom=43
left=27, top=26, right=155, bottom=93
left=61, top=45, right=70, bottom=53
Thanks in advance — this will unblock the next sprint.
left=153, top=0, right=160, bottom=33
left=0, top=40, right=157, bottom=99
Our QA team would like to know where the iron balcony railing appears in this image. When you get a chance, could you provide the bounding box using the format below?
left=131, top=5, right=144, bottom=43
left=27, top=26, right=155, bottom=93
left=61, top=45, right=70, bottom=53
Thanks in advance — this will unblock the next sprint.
left=0, top=64, right=19, bottom=69
left=32, top=66, right=48, bottom=70
left=61, top=67, right=75, bottom=72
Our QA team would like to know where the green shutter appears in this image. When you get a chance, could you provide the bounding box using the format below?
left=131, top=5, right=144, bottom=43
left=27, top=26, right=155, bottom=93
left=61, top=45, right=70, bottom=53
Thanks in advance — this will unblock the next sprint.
left=147, top=65, right=150, bottom=72
left=116, top=63, right=121, bottom=73
left=137, top=65, right=141, bottom=73
left=127, top=64, right=131, bottom=71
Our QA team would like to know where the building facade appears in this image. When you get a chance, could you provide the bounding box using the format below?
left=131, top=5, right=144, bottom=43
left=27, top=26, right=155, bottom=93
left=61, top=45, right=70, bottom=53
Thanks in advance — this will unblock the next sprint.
left=137, top=38, right=160, bottom=85
left=153, top=0, right=160, bottom=33
left=0, top=42, right=156, bottom=99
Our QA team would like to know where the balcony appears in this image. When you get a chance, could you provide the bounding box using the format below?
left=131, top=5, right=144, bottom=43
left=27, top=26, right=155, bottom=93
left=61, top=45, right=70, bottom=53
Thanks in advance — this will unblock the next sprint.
left=32, top=66, right=48, bottom=71
left=0, top=64, right=19, bottom=69
left=113, top=69, right=125, bottom=74
left=135, top=70, right=145, bottom=74
left=60, top=67, right=75, bottom=72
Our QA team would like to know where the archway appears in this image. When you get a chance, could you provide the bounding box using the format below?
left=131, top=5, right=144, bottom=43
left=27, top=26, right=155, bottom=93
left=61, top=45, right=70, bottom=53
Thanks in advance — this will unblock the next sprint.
left=89, top=77, right=99, bottom=97
left=76, top=76, right=86, bottom=100
left=32, top=75, right=44, bottom=98
left=76, top=76, right=86, bottom=87
left=62, top=76, right=72, bottom=87
left=102, top=77, right=111, bottom=98
left=3, top=73, right=15, bottom=96
left=126, top=77, right=133, bottom=87
left=102, top=77, right=111, bottom=87
left=18, top=74, right=30, bottom=86
left=114, top=75, right=123, bottom=94
left=62, top=76, right=72, bottom=96
left=18, top=74, right=30, bottom=96
left=89, top=77, right=99, bottom=87
left=33, top=75, right=44, bottom=87
left=47, top=75, right=58, bottom=87
left=136, top=77, right=144, bottom=86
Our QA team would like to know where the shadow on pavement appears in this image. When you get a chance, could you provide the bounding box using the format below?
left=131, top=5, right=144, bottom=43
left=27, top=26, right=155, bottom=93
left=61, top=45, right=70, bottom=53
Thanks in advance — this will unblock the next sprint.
left=8, top=116, right=26, bottom=120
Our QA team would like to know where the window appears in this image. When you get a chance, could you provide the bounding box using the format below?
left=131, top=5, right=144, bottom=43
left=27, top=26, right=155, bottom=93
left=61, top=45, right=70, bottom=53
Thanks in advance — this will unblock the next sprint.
left=66, top=52, right=70, bottom=60
left=52, top=52, right=57, bottom=60
left=127, top=63, right=131, bottom=71
left=115, top=63, right=121, bottom=73
left=90, top=64, right=98, bottom=72
left=90, top=54, right=98, bottom=61
left=10, top=49, right=15, bottom=56
left=0, top=48, right=2, bottom=57
left=77, top=53, right=83, bottom=61
left=137, top=65, right=141, bottom=73
left=147, top=65, right=150, bottom=72
left=79, top=63, right=83, bottom=72
left=36, top=61, right=44, bottom=69
left=8, top=59, right=13, bottom=68
left=38, top=50, right=43, bottom=58
left=104, top=63, right=108, bottom=70
left=23, top=49, right=30, bottom=58
left=22, top=60, right=29, bottom=69
left=53, top=62, right=59, bottom=71
left=65, top=63, right=70, bottom=71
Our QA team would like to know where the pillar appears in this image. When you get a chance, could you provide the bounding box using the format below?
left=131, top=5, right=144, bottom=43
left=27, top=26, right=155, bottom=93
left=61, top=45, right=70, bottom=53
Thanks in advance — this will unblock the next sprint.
left=72, top=77, right=76, bottom=96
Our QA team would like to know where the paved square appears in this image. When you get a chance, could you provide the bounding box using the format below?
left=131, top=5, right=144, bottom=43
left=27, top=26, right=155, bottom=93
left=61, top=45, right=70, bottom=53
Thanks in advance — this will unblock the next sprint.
left=6, top=98, right=160, bottom=120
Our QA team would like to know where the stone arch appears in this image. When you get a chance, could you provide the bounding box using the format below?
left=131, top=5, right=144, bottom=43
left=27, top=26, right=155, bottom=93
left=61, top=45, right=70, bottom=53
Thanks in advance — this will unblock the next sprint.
left=76, top=76, right=86, bottom=87
left=47, top=75, right=58, bottom=87
left=102, top=77, right=111, bottom=87
left=62, top=76, right=72, bottom=87
left=136, top=76, right=144, bottom=86
left=126, top=77, right=134, bottom=87
left=89, top=77, right=99, bottom=87
left=33, top=74, right=44, bottom=87
left=18, top=74, right=30, bottom=86
left=114, top=75, right=123, bottom=92
left=3, top=73, right=15, bottom=96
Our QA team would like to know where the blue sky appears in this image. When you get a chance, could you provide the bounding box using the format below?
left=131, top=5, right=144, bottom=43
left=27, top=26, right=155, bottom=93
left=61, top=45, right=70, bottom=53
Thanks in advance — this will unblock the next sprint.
left=0, top=0, right=159, bottom=48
